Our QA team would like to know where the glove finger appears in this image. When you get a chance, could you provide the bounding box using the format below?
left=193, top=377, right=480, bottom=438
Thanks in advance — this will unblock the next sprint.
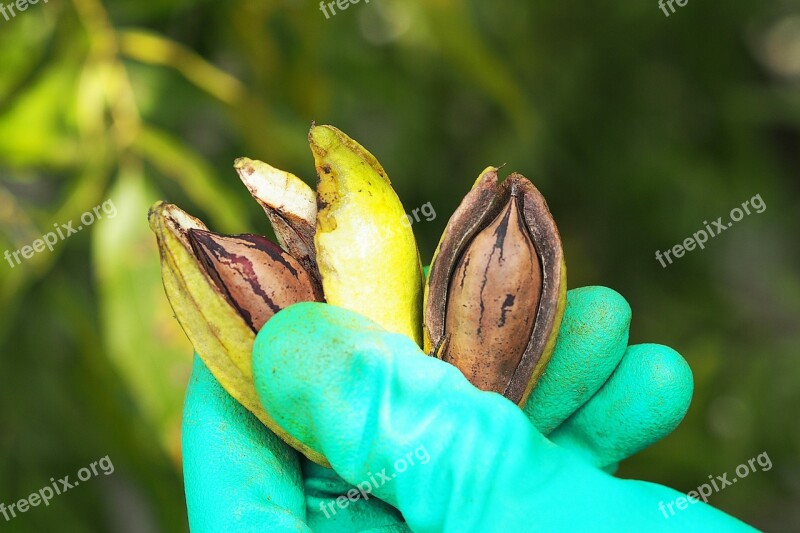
left=523, top=286, right=630, bottom=435
left=183, top=355, right=310, bottom=532
left=255, top=302, right=673, bottom=531
left=548, top=344, right=693, bottom=469
left=302, top=458, right=405, bottom=532
left=253, top=302, right=563, bottom=531
left=254, top=304, right=751, bottom=532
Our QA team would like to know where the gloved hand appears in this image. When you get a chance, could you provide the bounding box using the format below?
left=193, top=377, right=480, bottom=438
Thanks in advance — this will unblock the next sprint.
left=182, top=286, right=756, bottom=532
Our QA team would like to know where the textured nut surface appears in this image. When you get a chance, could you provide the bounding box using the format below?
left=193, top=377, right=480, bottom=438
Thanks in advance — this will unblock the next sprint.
left=188, top=229, right=320, bottom=332
left=425, top=168, right=566, bottom=406
left=442, top=195, right=542, bottom=392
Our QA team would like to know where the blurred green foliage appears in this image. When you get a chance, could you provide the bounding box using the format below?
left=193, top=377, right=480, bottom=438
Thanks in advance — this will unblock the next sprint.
left=0, top=0, right=798, bottom=530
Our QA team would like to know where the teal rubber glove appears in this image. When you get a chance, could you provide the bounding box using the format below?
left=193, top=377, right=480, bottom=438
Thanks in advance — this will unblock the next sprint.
left=182, top=286, right=756, bottom=532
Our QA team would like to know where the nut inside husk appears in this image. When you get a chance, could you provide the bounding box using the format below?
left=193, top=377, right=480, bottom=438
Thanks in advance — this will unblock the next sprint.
left=424, top=168, right=566, bottom=406
left=149, top=126, right=425, bottom=468
left=148, top=201, right=330, bottom=467
left=188, top=229, right=323, bottom=332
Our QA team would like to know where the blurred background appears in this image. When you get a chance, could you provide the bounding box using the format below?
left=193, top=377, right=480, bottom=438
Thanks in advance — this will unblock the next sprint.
left=1, top=0, right=798, bottom=530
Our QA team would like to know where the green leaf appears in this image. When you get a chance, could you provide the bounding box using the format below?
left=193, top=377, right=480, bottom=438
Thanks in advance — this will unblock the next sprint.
left=92, top=167, right=192, bottom=463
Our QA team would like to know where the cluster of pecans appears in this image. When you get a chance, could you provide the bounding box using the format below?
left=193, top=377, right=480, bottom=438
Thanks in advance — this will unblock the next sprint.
left=149, top=125, right=566, bottom=465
